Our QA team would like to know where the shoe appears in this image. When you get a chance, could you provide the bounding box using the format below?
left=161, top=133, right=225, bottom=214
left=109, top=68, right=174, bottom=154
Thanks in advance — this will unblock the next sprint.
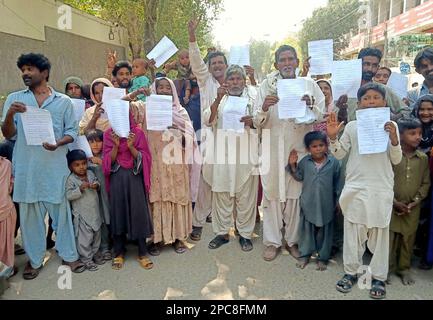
left=190, top=226, right=203, bottom=241
left=263, top=246, right=280, bottom=261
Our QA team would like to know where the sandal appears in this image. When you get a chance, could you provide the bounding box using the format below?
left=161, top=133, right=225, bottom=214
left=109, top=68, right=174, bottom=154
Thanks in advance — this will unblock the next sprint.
left=62, top=260, right=86, bottom=273
left=137, top=256, right=154, bottom=270
left=112, top=256, right=124, bottom=270
left=239, top=236, right=253, bottom=252
left=93, top=253, right=105, bottom=265
left=190, top=226, right=202, bottom=241
left=173, top=240, right=187, bottom=254
left=208, top=235, right=229, bottom=250
left=148, top=243, right=161, bottom=256
left=370, top=279, right=386, bottom=299
left=84, top=261, right=99, bottom=272
left=102, top=251, right=112, bottom=261
left=336, top=274, right=358, bottom=293
left=23, top=261, right=42, bottom=280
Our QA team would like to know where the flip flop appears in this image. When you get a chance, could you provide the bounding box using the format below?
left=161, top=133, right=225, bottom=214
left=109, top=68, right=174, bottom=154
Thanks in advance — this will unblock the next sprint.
left=173, top=240, right=187, bottom=254
left=137, top=256, right=154, bottom=270
left=23, top=262, right=42, bottom=280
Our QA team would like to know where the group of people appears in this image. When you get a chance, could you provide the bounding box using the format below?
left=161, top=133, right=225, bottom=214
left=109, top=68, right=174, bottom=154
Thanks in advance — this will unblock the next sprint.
left=1, top=18, right=433, bottom=300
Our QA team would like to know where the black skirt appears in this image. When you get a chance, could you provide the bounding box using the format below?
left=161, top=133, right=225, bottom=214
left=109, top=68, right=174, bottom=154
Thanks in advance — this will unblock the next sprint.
left=109, top=167, right=153, bottom=240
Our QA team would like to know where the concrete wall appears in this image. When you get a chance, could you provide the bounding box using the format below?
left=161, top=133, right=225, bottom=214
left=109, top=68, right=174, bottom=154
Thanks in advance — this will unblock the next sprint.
left=0, top=0, right=129, bottom=114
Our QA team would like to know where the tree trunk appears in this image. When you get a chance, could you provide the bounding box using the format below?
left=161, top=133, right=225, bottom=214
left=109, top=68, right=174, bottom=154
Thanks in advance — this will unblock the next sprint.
left=143, top=0, right=158, bottom=54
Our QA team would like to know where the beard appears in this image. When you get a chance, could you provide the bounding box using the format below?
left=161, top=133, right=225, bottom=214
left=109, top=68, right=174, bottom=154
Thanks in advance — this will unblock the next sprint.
left=118, top=80, right=131, bottom=89
left=228, top=87, right=244, bottom=96
left=280, top=68, right=295, bottom=79
left=362, top=71, right=374, bottom=81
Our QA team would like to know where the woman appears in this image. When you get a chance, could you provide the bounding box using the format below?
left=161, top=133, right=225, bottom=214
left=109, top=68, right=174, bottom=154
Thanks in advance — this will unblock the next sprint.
left=313, top=79, right=336, bottom=132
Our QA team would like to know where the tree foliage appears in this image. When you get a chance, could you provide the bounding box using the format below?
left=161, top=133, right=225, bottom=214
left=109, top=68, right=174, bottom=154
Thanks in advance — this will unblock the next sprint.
left=298, top=0, right=361, bottom=59
left=63, top=0, right=223, bottom=58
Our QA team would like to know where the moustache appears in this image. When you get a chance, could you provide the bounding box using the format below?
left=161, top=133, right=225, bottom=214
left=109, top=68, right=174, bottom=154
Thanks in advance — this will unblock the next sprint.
left=362, top=72, right=374, bottom=80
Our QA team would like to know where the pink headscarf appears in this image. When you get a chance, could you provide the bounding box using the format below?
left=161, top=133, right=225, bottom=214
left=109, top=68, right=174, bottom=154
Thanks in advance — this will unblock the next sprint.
left=151, top=77, right=202, bottom=202
left=102, top=113, right=152, bottom=195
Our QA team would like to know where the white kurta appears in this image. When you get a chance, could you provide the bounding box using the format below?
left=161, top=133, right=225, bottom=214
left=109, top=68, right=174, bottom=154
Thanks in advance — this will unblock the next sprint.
left=329, top=120, right=402, bottom=228
left=202, top=86, right=259, bottom=196
left=254, top=71, right=326, bottom=202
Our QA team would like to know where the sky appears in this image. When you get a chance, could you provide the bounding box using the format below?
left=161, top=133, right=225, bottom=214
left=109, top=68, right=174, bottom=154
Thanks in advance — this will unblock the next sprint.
left=212, top=0, right=328, bottom=50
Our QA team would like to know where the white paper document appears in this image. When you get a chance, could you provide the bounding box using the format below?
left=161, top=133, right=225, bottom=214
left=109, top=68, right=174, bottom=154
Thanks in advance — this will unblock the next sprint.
left=277, top=79, right=307, bottom=119
left=71, top=99, right=86, bottom=122
left=68, top=135, right=93, bottom=158
left=229, top=45, right=250, bottom=66
left=104, top=100, right=130, bottom=138
left=308, top=39, right=333, bottom=75
left=387, top=72, right=408, bottom=100
left=21, top=108, right=56, bottom=146
left=146, top=95, right=173, bottom=131
left=356, top=107, right=390, bottom=155
left=102, top=87, right=126, bottom=104
left=147, top=36, right=179, bottom=68
left=222, top=96, right=249, bottom=133
left=331, top=59, right=362, bottom=99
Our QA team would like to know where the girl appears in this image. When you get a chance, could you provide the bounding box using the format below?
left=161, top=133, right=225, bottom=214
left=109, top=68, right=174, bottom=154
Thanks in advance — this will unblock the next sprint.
left=145, top=77, right=200, bottom=255
left=103, top=114, right=154, bottom=270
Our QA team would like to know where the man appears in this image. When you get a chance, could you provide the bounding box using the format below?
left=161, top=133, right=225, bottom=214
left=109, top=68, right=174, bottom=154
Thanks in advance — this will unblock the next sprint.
left=112, top=61, right=133, bottom=90
left=336, top=48, right=410, bottom=123
left=374, top=67, right=392, bottom=85
left=188, top=19, right=229, bottom=241
left=254, top=45, right=326, bottom=261
left=202, top=65, right=258, bottom=251
left=1, top=53, right=84, bottom=280
left=407, top=47, right=433, bottom=107
left=63, top=76, right=84, bottom=99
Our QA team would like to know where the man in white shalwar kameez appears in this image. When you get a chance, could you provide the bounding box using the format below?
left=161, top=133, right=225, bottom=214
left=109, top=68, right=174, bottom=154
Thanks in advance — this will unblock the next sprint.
left=254, top=45, right=326, bottom=261
left=202, top=65, right=259, bottom=251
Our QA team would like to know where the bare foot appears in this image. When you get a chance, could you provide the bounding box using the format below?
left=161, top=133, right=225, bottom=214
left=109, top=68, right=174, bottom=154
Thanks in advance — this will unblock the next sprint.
left=286, top=244, right=300, bottom=259
left=385, top=274, right=394, bottom=285
left=316, top=260, right=327, bottom=271
left=400, top=272, right=415, bottom=286
left=296, top=257, right=309, bottom=269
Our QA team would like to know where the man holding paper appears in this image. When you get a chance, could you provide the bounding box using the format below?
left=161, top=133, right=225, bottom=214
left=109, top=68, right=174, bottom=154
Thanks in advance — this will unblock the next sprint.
left=254, top=45, right=326, bottom=261
left=1, top=53, right=84, bottom=279
left=188, top=18, right=229, bottom=241
left=202, top=65, right=258, bottom=251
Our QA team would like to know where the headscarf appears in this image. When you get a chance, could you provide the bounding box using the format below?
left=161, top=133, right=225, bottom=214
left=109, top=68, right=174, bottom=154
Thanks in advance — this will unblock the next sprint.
left=413, top=94, right=433, bottom=153
left=151, top=77, right=202, bottom=201
left=316, top=79, right=334, bottom=113
left=90, top=78, right=114, bottom=104
left=102, top=113, right=152, bottom=195
left=63, top=76, right=84, bottom=93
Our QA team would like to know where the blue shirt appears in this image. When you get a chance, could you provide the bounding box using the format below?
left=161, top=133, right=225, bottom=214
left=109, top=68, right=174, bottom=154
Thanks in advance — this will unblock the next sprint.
left=407, top=81, right=431, bottom=110
left=2, top=87, right=77, bottom=204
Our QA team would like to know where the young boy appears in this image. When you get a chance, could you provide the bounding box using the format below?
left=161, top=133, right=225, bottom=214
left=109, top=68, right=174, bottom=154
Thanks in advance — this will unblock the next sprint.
left=327, top=83, right=402, bottom=299
left=287, top=131, right=340, bottom=271
left=389, top=118, right=430, bottom=285
left=129, top=58, right=153, bottom=102
left=66, top=150, right=102, bottom=271
left=85, top=130, right=112, bottom=263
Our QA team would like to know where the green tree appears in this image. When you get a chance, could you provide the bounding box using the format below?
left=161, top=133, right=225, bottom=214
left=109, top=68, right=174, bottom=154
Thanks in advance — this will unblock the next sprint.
left=249, top=39, right=274, bottom=81
left=298, top=0, right=361, bottom=59
left=63, top=0, right=223, bottom=58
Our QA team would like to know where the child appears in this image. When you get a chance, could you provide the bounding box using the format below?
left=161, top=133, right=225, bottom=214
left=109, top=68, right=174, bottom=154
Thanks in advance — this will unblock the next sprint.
left=327, top=83, right=402, bottom=299
left=389, top=118, right=430, bottom=285
left=103, top=114, right=154, bottom=270
left=287, top=131, right=340, bottom=271
left=66, top=150, right=102, bottom=271
left=86, top=129, right=112, bottom=263
left=129, top=58, right=153, bottom=102
left=164, top=50, right=195, bottom=106
left=0, top=156, right=17, bottom=284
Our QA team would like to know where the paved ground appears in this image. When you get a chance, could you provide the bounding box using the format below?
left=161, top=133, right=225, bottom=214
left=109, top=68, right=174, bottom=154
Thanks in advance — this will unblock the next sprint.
left=2, top=220, right=433, bottom=300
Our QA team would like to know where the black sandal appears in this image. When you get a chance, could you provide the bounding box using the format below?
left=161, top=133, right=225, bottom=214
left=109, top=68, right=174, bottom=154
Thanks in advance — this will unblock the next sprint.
left=336, top=274, right=358, bottom=293
left=239, top=237, right=253, bottom=252
left=23, top=262, right=43, bottom=280
left=148, top=243, right=161, bottom=256
left=190, top=226, right=202, bottom=241
left=208, top=235, right=229, bottom=250
left=370, top=279, right=386, bottom=299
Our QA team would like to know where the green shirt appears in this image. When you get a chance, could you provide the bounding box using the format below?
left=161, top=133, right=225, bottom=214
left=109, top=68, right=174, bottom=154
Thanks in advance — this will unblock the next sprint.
left=390, top=150, right=431, bottom=235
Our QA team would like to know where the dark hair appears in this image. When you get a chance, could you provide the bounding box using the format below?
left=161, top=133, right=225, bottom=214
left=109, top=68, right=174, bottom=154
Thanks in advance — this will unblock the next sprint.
left=91, top=81, right=109, bottom=95
left=112, top=61, right=132, bottom=77
left=377, top=66, right=392, bottom=75
left=358, top=47, right=383, bottom=62
left=67, top=150, right=87, bottom=166
left=85, top=129, right=104, bottom=142
left=304, top=131, right=328, bottom=148
left=414, top=47, right=433, bottom=69
left=17, top=53, right=51, bottom=81
left=397, top=118, right=422, bottom=134
left=81, top=84, right=91, bottom=100
left=357, top=82, right=386, bottom=101
left=207, top=51, right=227, bottom=66
left=275, top=45, right=298, bottom=63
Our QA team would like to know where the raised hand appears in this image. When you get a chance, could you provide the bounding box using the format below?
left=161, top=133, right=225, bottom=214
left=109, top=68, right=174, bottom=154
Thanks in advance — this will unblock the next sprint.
left=300, top=56, right=311, bottom=77
left=127, top=132, right=136, bottom=149
left=111, top=131, right=120, bottom=147
left=384, top=122, right=399, bottom=146
left=326, top=112, right=344, bottom=140
left=107, top=49, right=118, bottom=69
left=288, top=149, right=298, bottom=166
left=262, top=95, right=279, bottom=112
left=216, top=84, right=229, bottom=101
left=240, top=115, right=254, bottom=127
